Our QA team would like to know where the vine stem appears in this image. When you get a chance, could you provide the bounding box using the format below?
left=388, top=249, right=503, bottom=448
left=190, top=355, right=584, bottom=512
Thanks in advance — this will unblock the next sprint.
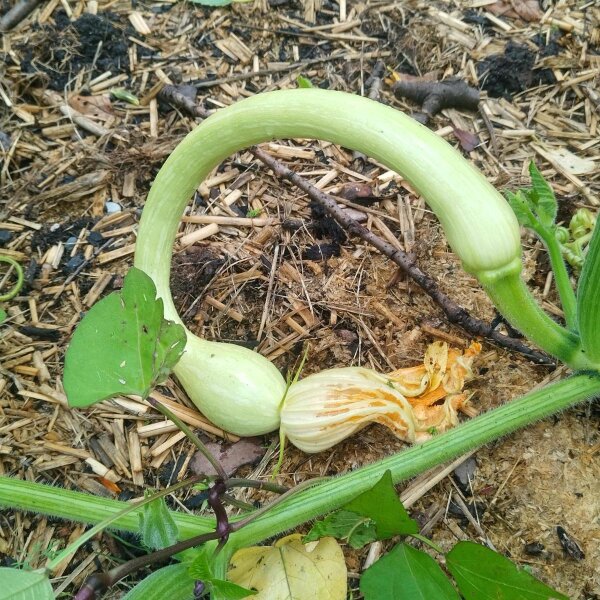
left=0, top=255, right=24, bottom=301
left=147, top=395, right=227, bottom=480
left=535, top=226, right=578, bottom=331
left=1, top=373, right=598, bottom=555
left=46, top=475, right=204, bottom=572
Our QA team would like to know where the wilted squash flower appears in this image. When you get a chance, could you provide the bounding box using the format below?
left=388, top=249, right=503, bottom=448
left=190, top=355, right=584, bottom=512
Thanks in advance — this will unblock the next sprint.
left=280, top=342, right=481, bottom=453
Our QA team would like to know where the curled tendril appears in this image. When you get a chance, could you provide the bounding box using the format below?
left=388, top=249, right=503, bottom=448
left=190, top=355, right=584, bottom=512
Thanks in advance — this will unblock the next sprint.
left=0, top=256, right=24, bottom=301
left=570, top=208, right=596, bottom=240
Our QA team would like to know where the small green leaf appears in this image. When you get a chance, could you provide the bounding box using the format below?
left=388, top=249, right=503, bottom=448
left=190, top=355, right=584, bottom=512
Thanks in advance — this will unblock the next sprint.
left=189, top=552, right=256, bottom=599
left=304, top=510, right=377, bottom=549
left=139, top=496, right=179, bottom=550
left=110, top=88, right=139, bottom=105
left=211, top=579, right=257, bottom=599
left=0, top=568, right=53, bottom=600
left=577, top=221, right=600, bottom=361
left=0, top=308, right=6, bottom=324
left=528, top=162, right=557, bottom=228
left=296, top=75, right=314, bottom=88
left=64, top=267, right=186, bottom=407
left=122, top=564, right=195, bottom=600
left=446, top=541, right=568, bottom=600
left=505, top=190, right=537, bottom=229
left=188, top=551, right=213, bottom=581
left=343, top=470, right=418, bottom=539
left=360, top=543, right=460, bottom=600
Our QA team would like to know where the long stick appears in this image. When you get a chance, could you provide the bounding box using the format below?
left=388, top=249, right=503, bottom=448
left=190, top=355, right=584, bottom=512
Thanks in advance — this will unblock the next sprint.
left=251, top=147, right=553, bottom=365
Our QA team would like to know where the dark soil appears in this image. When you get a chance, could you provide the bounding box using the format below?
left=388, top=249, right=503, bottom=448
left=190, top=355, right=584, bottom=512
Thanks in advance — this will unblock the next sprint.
left=477, top=41, right=556, bottom=99
left=19, top=11, right=135, bottom=91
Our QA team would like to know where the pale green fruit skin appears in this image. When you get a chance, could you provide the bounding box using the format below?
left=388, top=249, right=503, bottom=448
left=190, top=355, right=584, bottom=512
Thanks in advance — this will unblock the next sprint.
left=174, top=334, right=286, bottom=436
left=134, top=90, right=529, bottom=434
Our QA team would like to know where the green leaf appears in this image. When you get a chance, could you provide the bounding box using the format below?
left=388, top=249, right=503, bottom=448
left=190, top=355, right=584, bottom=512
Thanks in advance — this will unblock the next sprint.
left=296, top=75, right=314, bottom=88
left=189, top=552, right=256, bottom=599
left=304, top=510, right=378, bottom=549
left=577, top=221, right=600, bottom=361
left=64, top=267, right=186, bottom=407
left=188, top=551, right=213, bottom=581
left=211, top=579, right=257, bottom=599
left=343, top=470, right=418, bottom=539
left=139, top=496, right=179, bottom=550
left=505, top=190, right=537, bottom=229
left=446, top=541, right=568, bottom=600
left=360, top=543, right=460, bottom=600
left=0, top=308, right=6, bottom=324
left=0, top=568, right=53, bottom=600
left=528, top=162, right=557, bottom=228
left=122, top=563, right=196, bottom=600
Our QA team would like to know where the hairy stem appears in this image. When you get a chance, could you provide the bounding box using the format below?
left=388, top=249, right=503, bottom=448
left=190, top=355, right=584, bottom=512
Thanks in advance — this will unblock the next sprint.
left=536, top=227, right=578, bottom=330
left=2, top=373, right=598, bottom=554
left=480, top=271, right=588, bottom=369
left=46, top=475, right=204, bottom=573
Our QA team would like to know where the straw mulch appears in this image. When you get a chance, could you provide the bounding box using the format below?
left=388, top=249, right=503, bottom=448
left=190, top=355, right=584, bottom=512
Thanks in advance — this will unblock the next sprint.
left=0, top=0, right=598, bottom=597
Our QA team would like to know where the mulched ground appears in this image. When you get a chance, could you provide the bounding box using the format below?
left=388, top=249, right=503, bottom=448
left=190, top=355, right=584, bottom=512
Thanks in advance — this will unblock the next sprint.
left=1, top=0, right=599, bottom=597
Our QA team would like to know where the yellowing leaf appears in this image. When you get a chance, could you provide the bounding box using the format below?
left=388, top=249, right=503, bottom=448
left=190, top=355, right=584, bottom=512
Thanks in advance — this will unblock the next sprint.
left=228, top=534, right=347, bottom=600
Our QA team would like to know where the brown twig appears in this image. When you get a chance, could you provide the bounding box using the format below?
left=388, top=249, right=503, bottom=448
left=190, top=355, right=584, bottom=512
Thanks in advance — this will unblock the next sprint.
left=157, top=85, right=211, bottom=119
left=391, top=76, right=498, bottom=152
left=392, top=78, right=480, bottom=123
left=0, top=0, right=41, bottom=31
left=250, top=147, right=554, bottom=365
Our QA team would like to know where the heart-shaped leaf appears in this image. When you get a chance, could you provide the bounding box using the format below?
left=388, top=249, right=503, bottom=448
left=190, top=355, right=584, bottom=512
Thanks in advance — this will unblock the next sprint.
left=343, top=470, right=418, bottom=538
left=446, top=541, right=568, bottom=600
left=64, top=267, right=186, bottom=407
left=361, top=543, right=460, bottom=600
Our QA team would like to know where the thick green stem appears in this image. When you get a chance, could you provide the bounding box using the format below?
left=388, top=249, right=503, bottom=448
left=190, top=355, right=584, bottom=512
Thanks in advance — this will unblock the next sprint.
left=480, top=270, right=589, bottom=369
left=226, top=372, right=600, bottom=550
left=0, top=478, right=213, bottom=539
left=2, top=373, right=598, bottom=553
